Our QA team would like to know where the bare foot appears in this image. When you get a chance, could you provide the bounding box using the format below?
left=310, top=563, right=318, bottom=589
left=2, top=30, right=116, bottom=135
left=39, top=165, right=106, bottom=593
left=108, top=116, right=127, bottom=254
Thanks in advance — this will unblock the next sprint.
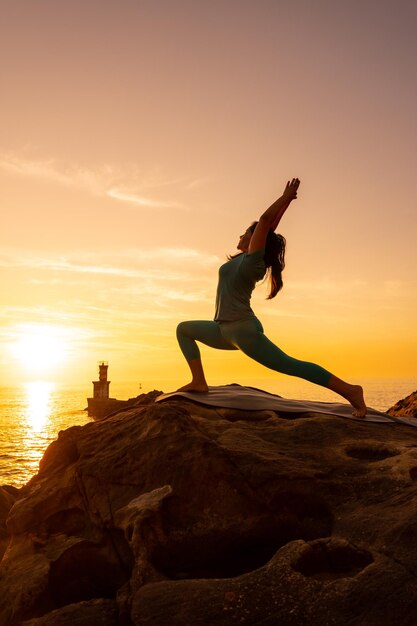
left=348, top=385, right=367, bottom=417
left=176, top=382, right=209, bottom=393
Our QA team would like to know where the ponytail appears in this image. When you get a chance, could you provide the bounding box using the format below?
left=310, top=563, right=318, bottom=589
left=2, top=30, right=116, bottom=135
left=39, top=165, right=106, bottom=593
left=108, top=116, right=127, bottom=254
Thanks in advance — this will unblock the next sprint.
left=248, top=222, right=286, bottom=299
left=264, top=230, right=286, bottom=299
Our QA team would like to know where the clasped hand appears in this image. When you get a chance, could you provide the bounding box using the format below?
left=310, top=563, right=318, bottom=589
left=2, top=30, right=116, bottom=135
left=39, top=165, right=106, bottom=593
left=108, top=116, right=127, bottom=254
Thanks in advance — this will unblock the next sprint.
left=283, top=178, right=300, bottom=200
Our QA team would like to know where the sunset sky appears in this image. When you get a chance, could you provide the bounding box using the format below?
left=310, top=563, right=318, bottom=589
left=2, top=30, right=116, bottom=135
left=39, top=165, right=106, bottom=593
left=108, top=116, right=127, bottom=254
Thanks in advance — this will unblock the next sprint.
left=1, top=0, right=416, bottom=391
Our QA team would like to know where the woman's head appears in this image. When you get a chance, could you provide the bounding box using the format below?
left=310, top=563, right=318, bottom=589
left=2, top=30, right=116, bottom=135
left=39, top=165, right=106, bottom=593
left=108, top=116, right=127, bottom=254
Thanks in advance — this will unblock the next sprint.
left=237, top=226, right=253, bottom=252
left=237, top=221, right=286, bottom=299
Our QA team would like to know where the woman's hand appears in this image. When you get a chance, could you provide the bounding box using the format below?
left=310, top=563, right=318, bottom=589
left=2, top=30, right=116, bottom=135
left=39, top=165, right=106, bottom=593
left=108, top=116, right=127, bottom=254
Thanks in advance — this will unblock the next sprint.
left=283, top=178, right=300, bottom=200
left=249, top=177, right=301, bottom=253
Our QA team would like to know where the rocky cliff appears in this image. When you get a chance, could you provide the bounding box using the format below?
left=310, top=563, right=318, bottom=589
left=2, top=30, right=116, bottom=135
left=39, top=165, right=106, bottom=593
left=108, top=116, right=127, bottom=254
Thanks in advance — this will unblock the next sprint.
left=387, top=390, right=417, bottom=418
left=1, top=390, right=417, bottom=626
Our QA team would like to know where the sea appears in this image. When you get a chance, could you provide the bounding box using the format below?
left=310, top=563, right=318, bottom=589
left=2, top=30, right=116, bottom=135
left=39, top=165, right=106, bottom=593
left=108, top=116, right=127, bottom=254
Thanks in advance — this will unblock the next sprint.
left=0, top=377, right=415, bottom=488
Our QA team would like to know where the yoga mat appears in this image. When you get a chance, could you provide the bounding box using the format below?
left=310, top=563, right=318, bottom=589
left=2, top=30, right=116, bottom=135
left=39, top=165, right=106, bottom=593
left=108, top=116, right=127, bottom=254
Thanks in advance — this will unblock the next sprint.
left=155, top=383, right=417, bottom=428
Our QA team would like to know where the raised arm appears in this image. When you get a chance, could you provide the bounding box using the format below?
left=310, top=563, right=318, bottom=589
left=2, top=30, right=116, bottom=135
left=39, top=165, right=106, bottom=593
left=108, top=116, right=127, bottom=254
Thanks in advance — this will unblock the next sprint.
left=269, top=179, right=299, bottom=231
left=248, top=178, right=300, bottom=254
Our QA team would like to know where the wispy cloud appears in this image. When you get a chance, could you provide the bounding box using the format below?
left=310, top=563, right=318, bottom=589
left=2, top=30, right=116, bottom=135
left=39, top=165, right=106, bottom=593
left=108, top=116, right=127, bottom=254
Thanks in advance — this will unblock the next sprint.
left=185, top=177, right=209, bottom=190
left=0, top=247, right=220, bottom=282
left=122, top=247, right=220, bottom=264
left=106, top=188, right=185, bottom=209
left=0, top=255, right=188, bottom=280
left=0, top=152, right=199, bottom=210
left=287, top=278, right=368, bottom=294
left=0, top=155, right=100, bottom=191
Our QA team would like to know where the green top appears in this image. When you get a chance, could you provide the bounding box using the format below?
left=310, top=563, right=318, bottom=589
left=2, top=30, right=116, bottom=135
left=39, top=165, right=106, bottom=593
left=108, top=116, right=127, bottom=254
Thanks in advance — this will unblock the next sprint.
left=214, top=248, right=266, bottom=322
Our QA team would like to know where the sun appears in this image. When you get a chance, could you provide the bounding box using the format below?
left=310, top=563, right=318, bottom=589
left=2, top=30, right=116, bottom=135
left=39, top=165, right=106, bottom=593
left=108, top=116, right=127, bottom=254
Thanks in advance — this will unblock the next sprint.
left=10, top=324, right=69, bottom=373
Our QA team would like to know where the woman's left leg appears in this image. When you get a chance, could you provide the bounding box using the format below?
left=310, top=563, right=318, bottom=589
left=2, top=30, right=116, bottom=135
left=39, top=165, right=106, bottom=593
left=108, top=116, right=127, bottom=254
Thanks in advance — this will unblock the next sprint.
left=176, top=320, right=237, bottom=392
left=221, top=318, right=367, bottom=416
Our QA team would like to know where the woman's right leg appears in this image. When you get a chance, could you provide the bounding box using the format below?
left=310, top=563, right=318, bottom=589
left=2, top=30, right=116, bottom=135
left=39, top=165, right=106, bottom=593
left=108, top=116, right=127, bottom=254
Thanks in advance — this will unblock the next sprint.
left=221, top=318, right=367, bottom=416
left=176, top=320, right=236, bottom=391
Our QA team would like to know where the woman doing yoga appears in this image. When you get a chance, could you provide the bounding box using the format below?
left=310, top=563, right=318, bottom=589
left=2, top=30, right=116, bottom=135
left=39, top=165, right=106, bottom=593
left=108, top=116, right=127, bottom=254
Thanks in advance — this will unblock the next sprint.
left=176, top=178, right=367, bottom=417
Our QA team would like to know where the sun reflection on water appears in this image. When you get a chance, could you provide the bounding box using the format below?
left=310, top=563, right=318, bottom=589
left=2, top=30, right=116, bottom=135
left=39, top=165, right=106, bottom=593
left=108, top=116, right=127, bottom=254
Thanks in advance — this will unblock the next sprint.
left=24, top=381, right=54, bottom=432
left=18, top=381, right=56, bottom=480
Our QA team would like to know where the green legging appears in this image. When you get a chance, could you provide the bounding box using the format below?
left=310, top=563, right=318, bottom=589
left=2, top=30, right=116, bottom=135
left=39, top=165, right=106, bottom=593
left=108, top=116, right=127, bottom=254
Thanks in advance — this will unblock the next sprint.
left=176, top=317, right=331, bottom=387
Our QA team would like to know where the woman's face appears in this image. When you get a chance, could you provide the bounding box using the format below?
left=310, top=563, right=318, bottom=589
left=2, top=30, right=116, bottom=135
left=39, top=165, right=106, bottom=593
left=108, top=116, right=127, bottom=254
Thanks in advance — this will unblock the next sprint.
left=237, top=226, right=252, bottom=252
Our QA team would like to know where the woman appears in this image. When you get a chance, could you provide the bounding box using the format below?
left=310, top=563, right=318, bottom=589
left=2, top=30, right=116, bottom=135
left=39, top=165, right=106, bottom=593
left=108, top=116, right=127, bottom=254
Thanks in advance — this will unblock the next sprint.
left=176, top=178, right=367, bottom=417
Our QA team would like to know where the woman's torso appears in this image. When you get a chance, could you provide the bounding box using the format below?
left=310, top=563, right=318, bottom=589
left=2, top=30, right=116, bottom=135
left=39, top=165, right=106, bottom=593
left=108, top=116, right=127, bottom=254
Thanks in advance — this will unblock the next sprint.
left=214, top=248, right=266, bottom=322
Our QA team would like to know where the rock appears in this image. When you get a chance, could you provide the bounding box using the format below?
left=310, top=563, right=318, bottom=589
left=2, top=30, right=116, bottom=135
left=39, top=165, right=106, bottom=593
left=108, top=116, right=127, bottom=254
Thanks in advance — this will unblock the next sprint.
left=131, top=538, right=415, bottom=626
left=387, top=390, right=417, bottom=417
left=2, top=390, right=417, bottom=625
left=88, top=390, right=164, bottom=420
left=0, top=485, right=20, bottom=561
left=21, top=598, right=118, bottom=625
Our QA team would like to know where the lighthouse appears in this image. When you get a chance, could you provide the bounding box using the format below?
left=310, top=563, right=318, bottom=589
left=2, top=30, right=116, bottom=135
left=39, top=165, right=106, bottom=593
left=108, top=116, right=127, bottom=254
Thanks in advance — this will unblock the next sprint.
left=92, top=361, right=110, bottom=399
left=87, top=361, right=116, bottom=418
left=87, top=361, right=137, bottom=419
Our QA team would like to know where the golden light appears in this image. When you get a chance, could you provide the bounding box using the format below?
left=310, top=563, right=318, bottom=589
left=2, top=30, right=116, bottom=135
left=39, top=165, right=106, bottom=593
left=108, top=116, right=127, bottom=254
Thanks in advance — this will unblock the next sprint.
left=24, top=381, right=54, bottom=432
left=10, top=324, right=69, bottom=373
left=20, top=381, right=55, bottom=480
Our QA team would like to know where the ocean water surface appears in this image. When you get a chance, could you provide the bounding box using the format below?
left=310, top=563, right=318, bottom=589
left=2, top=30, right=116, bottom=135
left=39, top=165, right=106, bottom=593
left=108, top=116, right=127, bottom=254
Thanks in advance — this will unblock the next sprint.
left=0, top=377, right=415, bottom=488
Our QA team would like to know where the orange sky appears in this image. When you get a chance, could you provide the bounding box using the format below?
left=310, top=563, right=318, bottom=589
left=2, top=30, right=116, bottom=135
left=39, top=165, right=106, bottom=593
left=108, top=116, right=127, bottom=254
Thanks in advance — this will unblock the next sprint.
left=1, top=0, right=416, bottom=389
